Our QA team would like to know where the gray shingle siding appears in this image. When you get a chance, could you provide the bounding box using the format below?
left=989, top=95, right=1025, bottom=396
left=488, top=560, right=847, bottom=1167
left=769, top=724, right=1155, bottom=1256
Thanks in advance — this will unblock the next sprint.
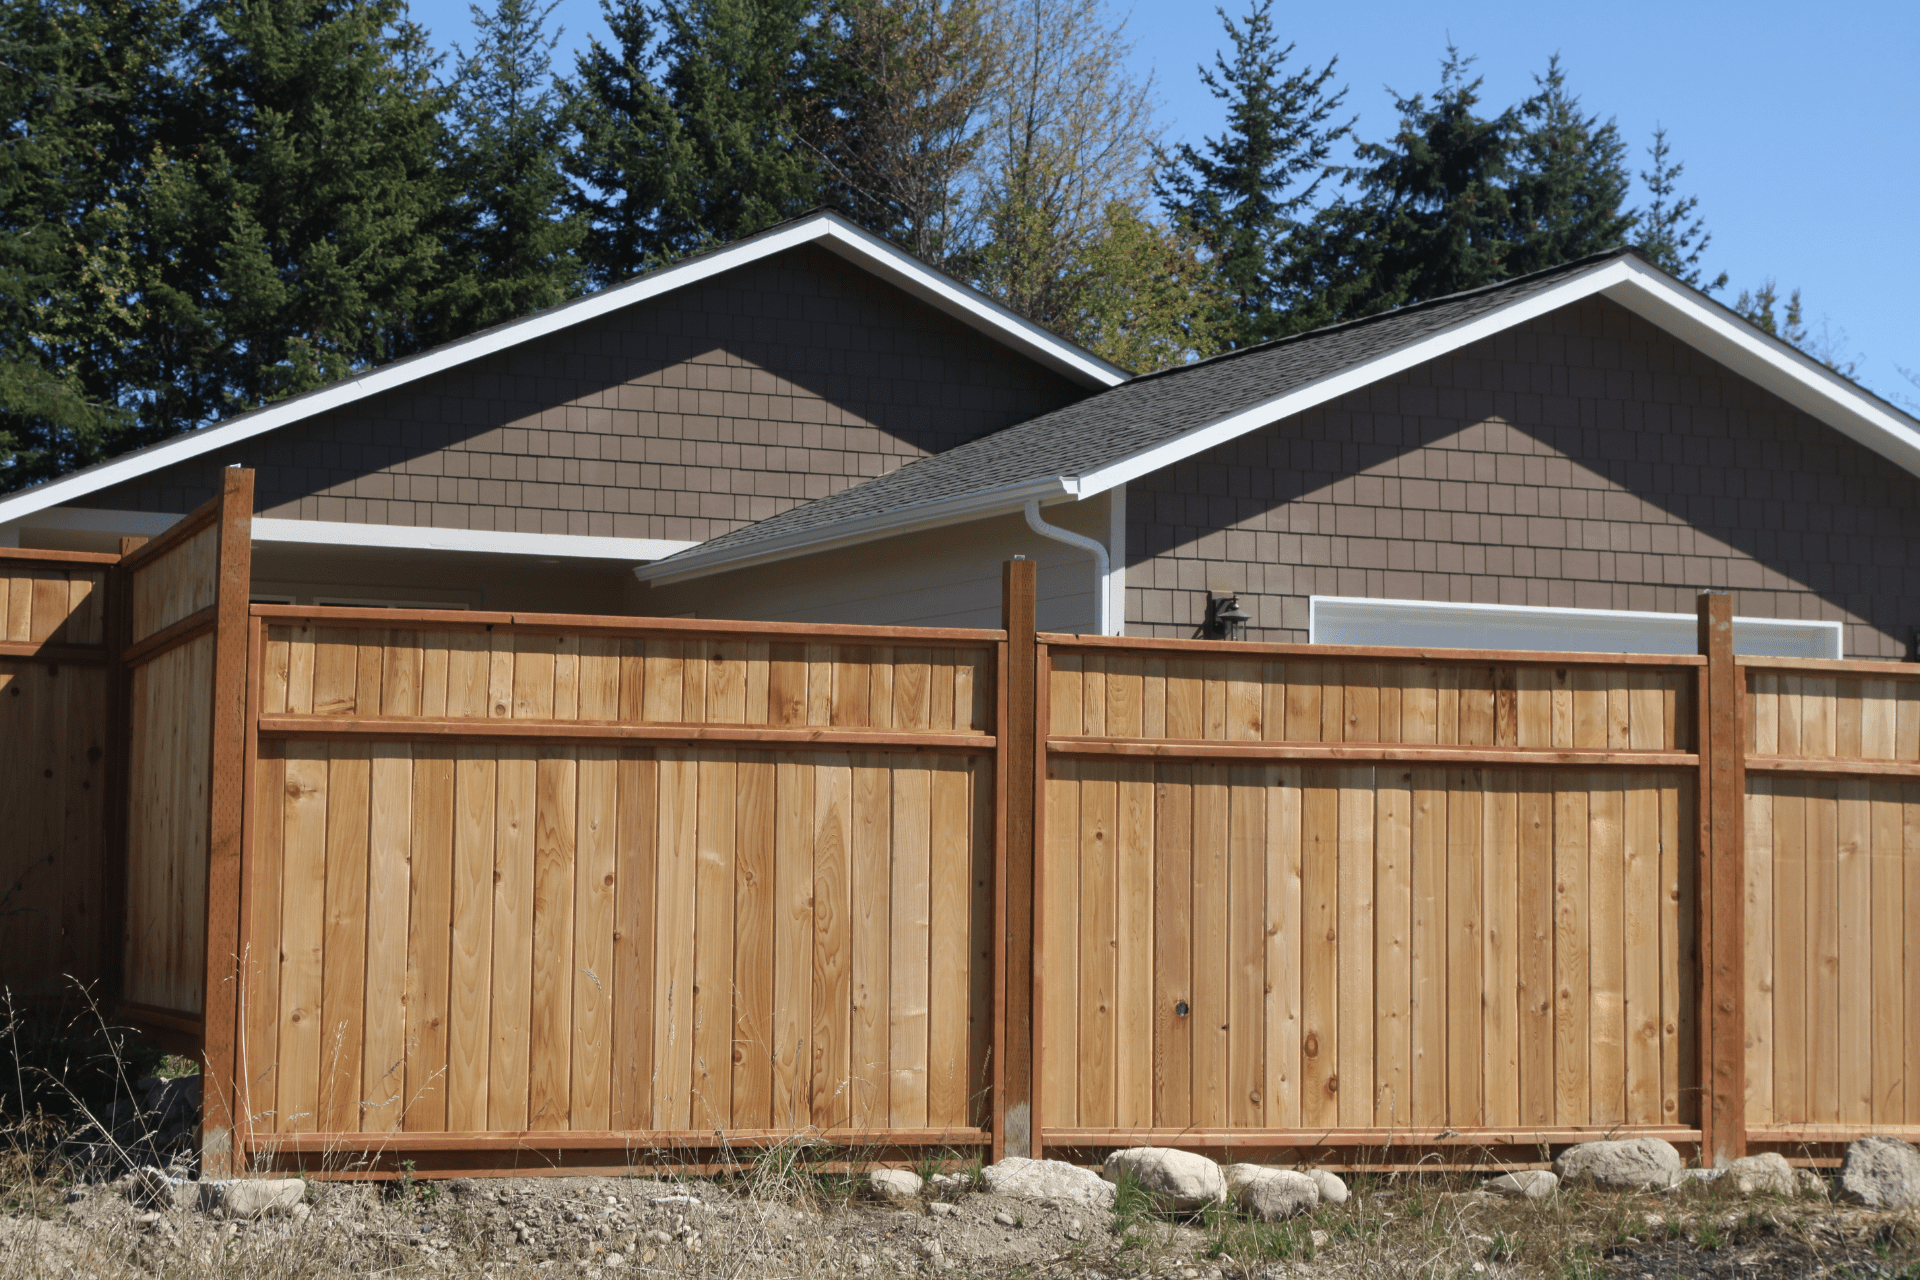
left=1126, top=295, right=1920, bottom=659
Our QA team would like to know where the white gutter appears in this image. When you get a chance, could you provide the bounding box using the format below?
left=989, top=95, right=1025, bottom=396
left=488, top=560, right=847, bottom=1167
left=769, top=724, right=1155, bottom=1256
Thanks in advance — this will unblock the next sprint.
left=1024, top=499, right=1112, bottom=636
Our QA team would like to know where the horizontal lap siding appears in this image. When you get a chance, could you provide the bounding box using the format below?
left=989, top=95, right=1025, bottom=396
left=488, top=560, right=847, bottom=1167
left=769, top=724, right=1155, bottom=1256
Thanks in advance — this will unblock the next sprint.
left=1049, top=656, right=1688, bottom=752
left=248, top=744, right=991, bottom=1137
left=262, top=628, right=990, bottom=734
left=1041, top=759, right=1697, bottom=1134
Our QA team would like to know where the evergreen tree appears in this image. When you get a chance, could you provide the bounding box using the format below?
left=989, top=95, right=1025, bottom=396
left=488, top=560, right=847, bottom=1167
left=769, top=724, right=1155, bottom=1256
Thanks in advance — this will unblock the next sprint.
left=439, top=0, right=585, bottom=335
left=1507, top=54, right=1632, bottom=274
left=561, top=0, right=681, bottom=286
left=640, top=0, right=832, bottom=260
left=1072, top=202, right=1226, bottom=372
left=1155, top=0, right=1349, bottom=348
left=199, top=0, right=452, bottom=409
left=1635, top=125, right=1725, bottom=292
left=0, top=0, right=194, bottom=486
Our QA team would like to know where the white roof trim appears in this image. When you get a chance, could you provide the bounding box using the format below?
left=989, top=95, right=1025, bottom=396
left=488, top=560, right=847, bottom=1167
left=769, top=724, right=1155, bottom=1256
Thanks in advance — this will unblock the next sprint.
left=4, top=505, right=695, bottom=561
left=633, top=476, right=1073, bottom=585
left=642, top=255, right=1920, bottom=583
left=0, top=212, right=1126, bottom=528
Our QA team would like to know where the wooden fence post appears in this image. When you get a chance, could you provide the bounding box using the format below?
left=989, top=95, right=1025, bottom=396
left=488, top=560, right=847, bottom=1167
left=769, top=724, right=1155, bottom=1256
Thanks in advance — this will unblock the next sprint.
left=996, top=560, right=1038, bottom=1160
left=1697, top=590, right=1745, bottom=1164
left=201, top=470, right=253, bottom=1177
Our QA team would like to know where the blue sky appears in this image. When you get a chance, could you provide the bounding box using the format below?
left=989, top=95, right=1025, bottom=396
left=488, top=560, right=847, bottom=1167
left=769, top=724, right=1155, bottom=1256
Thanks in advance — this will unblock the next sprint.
left=412, top=0, right=1919, bottom=405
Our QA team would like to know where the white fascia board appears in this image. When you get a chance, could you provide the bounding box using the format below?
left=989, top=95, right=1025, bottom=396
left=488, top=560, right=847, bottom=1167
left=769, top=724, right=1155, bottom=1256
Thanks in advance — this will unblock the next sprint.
left=3, top=505, right=694, bottom=561
left=0, top=213, right=1121, bottom=528
left=1067, top=260, right=1920, bottom=498
left=1599, top=259, right=1920, bottom=477
left=810, top=221, right=1127, bottom=388
left=633, top=476, right=1075, bottom=586
left=1066, top=260, right=1643, bottom=497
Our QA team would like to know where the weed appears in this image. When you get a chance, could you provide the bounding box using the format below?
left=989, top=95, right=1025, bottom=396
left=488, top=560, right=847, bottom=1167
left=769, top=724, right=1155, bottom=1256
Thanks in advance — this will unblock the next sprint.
left=1487, top=1228, right=1516, bottom=1261
left=1199, top=1201, right=1314, bottom=1265
left=1694, top=1219, right=1724, bottom=1249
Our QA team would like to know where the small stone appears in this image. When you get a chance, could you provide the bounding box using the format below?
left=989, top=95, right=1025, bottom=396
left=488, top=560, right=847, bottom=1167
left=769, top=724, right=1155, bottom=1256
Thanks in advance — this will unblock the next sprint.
left=605, top=1254, right=623, bottom=1268
left=289, top=1203, right=311, bottom=1224
left=1838, top=1136, right=1920, bottom=1209
left=1307, top=1169, right=1348, bottom=1205
left=854, top=1253, right=875, bottom=1270
left=1553, top=1138, right=1684, bottom=1190
left=201, top=1178, right=306, bottom=1219
left=1101, top=1148, right=1227, bottom=1211
left=993, top=1209, right=1018, bottom=1227
left=1309, top=1230, right=1328, bottom=1249
left=928, top=1201, right=956, bottom=1217
left=1796, top=1168, right=1829, bottom=1198
left=869, top=1168, right=925, bottom=1203
left=1485, top=1170, right=1558, bottom=1201
left=1222, top=1165, right=1318, bottom=1220
left=1727, top=1152, right=1796, bottom=1197
left=981, top=1157, right=1116, bottom=1208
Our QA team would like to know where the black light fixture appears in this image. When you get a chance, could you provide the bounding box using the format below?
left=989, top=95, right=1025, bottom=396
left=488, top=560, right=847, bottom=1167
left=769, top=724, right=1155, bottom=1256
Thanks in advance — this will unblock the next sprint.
left=1203, top=592, right=1251, bottom=641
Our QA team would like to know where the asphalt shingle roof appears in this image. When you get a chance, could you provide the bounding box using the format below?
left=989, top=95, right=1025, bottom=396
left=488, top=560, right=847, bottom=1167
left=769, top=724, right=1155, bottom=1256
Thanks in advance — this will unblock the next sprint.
left=664, top=247, right=1637, bottom=565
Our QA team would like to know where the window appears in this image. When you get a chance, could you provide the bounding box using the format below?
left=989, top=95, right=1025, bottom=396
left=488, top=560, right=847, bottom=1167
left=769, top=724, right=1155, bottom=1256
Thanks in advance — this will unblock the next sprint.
left=1309, top=596, right=1843, bottom=659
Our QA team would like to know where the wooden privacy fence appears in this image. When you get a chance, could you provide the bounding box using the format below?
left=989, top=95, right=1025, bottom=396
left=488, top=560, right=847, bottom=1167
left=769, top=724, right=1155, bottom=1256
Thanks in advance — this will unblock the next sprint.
left=21, top=493, right=1920, bottom=1177
left=234, top=608, right=1003, bottom=1176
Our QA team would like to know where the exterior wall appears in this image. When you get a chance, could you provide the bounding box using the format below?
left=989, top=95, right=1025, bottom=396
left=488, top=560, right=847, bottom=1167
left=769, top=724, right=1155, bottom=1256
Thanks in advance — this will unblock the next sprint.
left=634, top=495, right=1113, bottom=633
left=249, top=544, right=633, bottom=614
left=1126, top=295, right=1920, bottom=658
left=77, top=244, right=1086, bottom=544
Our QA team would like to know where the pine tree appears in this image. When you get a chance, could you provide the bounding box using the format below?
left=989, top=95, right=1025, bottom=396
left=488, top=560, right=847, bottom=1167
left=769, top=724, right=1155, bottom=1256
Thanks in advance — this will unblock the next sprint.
left=1155, top=0, right=1349, bottom=348
left=1635, top=125, right=1725, bottom=292
left=199, top=0, right=453, bottom=408
left=561, top=0, right=681, bottom=286
left=1507, top=54, right=1632, bottom=274
left=439, top=0, right=585, bottom=335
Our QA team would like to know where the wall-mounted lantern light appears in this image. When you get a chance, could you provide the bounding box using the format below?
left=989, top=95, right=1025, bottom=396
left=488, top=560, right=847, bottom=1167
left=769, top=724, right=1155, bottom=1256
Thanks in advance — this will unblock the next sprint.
left=1203, top=593, right=1250, bottom=641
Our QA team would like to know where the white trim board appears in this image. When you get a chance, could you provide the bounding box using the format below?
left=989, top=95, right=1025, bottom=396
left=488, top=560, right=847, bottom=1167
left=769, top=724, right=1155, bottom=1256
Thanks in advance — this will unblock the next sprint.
left=0, top=212, right=1126, bottom=528
left=1309, top=595, right=1845, bottom=660
left=4, top=506, right=697, bottom=562
left=635, top=254, right=1920, bottom=586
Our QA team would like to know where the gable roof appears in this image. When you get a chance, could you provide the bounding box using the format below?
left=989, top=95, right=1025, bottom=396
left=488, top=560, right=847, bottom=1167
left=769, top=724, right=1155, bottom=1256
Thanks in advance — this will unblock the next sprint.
left=0, top=211, right=1128, bottom=528
left=637, top=247, right=1920, bottom=585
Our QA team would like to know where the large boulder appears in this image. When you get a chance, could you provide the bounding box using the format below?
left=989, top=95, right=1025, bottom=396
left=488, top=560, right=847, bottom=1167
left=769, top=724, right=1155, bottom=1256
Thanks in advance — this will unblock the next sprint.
left=1101, top=1148, right=1227, bottom=1212
left=980, top=1158, right=1115, bottom=1209
left=1727, top=1153, right=1796, bottom=1197
left=1222, top=1165, right=1318, bottom=1220
left=868, top=1169, right=923, bottom=1203
left=1838, top=1137, right=1920, bottom=1209
left=1553, top=1138, right=1683, bottom=1190
left=1485, top=1171, right=1558, bottom=1201
left=199, top=1178, right=305, bottom=1219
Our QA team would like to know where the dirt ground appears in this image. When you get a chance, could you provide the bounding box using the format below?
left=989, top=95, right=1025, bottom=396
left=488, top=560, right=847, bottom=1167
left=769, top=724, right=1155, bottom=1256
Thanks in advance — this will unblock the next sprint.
left=3, top=1152, right=1918, bottom=1280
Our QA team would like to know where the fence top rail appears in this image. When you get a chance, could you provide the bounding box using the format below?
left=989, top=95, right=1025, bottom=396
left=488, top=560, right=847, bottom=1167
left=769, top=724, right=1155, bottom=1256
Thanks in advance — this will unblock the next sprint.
left=252, top=603, right=1006, bottom=647
left=0, top=546, right=121, bottom=567
left=1040, top=632, right=1708, bottom=668
left=1739, top=655, right=1920, bottom=677
left=120, top=500, right=220, bottom=574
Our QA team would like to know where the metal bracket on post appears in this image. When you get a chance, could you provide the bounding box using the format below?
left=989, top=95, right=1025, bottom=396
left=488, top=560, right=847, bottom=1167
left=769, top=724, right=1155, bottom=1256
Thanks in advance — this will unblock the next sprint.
left=1697, top=590, right=1745, bottom=1165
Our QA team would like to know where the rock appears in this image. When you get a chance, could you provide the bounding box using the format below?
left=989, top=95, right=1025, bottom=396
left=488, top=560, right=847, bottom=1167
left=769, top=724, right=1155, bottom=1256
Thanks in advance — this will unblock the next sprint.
left=980, top=1157, right=1115, bottom=1208
left=992, top=1210, right=1018, bottom=1227
left=1101, top=1148, right=1227, bottom=1212
left=1222, top=1165, right=1318, bottom=1220
left=1838, top=1136, right=1920, bottom=1209
left=868, top=1169, right=924, bottom=1202
left=123, top=1167, right=190, bottom=1210
left=1484, top=1171, right=1558, bottom=1201
left=1796, top=1168, right=1829, bottom=1198
left=928, top=1201, right=955, bottom=1218
left=1308, top=1169, right=1348, bottom=1205
left=1309, top=1230, right=1329, bottom=1249
left=1726, top=1153, right=1796, bottom=1197
left=1552, top=1138, right=1683, bottom=1190
left=199, top=1178, right=306, bottom=1219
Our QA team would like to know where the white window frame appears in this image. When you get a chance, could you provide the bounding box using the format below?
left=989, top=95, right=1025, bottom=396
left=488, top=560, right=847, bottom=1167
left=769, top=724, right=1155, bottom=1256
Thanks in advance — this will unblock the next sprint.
left=1308, top=596, right=1845, bottom=660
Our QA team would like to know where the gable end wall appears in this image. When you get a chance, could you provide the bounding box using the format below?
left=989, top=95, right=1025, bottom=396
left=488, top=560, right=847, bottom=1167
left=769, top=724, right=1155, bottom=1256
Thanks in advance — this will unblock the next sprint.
left=1126, top=295, right=1920, bottom=659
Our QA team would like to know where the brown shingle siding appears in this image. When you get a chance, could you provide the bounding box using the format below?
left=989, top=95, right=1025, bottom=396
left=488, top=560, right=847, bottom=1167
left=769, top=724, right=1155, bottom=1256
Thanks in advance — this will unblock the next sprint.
left=1127, top=295, right=1920, bottom=659
left=79, top=244, right=1085, bottom=541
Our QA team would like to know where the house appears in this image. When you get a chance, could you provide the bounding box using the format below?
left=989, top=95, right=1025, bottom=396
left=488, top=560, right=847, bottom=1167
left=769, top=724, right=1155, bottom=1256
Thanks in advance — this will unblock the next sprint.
left=6, top=215, right=1919, bottom=659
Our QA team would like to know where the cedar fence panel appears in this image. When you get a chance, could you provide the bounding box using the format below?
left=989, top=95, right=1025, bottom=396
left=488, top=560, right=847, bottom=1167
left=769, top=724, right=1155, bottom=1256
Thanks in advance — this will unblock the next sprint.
left=1036, top=635, right=1710, bottom=1162
left=236, top=611, right=1003, bottom=1175
left=0, top=550, right=115, bottom=1000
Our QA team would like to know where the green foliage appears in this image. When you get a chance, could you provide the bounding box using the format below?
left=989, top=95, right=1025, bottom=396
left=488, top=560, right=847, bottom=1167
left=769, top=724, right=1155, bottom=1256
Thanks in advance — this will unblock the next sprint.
left=1, top=993, right=164, bottom=1126
left=438, top=0, right=584, bottom=335
left=1072, top=202, right=1227, bottom=372
left=1156, top=0, right=1350, bottom=348
left=1507, top=54, right=1634, bottom=275
left=1736, top=279, right=1858, bottom=376
left=1636, top=125, right=1726, bottom=293
left=1198, top=1200, right=1316, bottom=1264
left=561, top=0, right=679, bottom=286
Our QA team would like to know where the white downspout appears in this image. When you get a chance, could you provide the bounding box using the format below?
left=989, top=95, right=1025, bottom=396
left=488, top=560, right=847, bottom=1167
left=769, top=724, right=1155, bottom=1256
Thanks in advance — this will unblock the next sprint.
left=1024, top=499, right=1112, bottom=636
